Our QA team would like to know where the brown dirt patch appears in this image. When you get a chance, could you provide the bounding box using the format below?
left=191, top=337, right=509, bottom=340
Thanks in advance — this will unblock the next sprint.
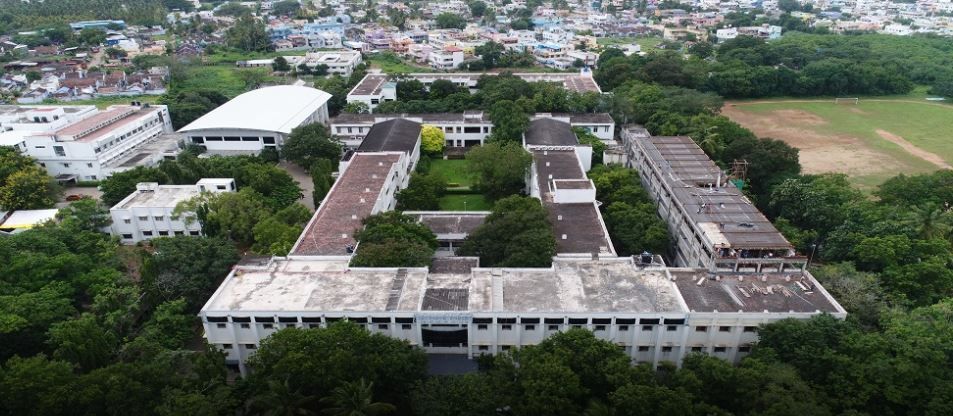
left=875, top=129, right=952, bottom=170
left=721, top=105, right=906, bottom=176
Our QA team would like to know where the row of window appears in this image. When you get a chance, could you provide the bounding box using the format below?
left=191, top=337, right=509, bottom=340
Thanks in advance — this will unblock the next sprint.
left=215, top=322, right=414, bottom=331
left=93, top=117, right=161, bottom=153
left=476, top=324, right=758, bottom=333
left=221, top=343, right=752, bottom=354
left=122, top=230, right=200, bottom=239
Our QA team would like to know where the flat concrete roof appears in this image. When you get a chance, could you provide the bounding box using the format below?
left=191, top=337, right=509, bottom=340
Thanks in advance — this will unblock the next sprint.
left=54, top=106, right=157, bottom=142
left=525, top=118, right=578, bottom=146
left=671, top=270, right=841, bottom=313
left=408, top=212, right=489, bottom=236
left=348, top=74, right=389, bottom=96
left=332, top=112, right=614, bottom=126
left=202, top=258, right=685, bottom=314
left=117, top=185, right=199, bottom=209
left=291, top=153, right=402, bottom=256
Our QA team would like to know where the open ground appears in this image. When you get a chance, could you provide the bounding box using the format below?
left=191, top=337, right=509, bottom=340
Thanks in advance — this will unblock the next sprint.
left=722, top=98, right=953, bottom=190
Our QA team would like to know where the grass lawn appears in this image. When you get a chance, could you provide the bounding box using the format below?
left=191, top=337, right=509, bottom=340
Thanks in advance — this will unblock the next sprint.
left=723, top=96, right=953, bottom=190
left=597, top=36, right=663, bottom=51
left=429, top=159, right=473, bottom=187
left=439, top=194, right=493, bottom=211
left=365, top=53, right=433, bottom=74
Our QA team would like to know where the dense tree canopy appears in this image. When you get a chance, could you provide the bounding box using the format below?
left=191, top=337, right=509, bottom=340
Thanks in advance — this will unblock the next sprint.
left=465, top=141, right=532, bottom=200
left=283, top=123, right=342, bottom=169
left=350, top=212, right=439, bottom=267
left=458, top=196, right=556, bottom=267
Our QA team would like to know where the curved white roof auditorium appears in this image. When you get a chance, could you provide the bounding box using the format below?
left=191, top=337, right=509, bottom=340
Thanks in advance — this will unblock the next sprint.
left=179, top=85, right=332, bottom=134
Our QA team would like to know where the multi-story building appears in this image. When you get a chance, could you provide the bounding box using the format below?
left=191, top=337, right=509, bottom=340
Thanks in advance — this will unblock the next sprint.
left=346, top=71, right=602, bottom=111
left=329, top=112, right=615, bottom=148
left=109, top=178, right=235, bottom=244
left=0, top=103, right=177, bottom=181
left=179, top=86, right=331, bottom=155
left=429, top=46, right=465, bottom=70
left=200, top=118, right=845, bottom=375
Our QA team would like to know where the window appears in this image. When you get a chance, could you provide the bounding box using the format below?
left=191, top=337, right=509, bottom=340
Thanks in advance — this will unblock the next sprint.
left=743, top=326, right=757, bottom=333
left=713, top=346, right=727, bottom=353
left=594, top=325, right=606, bottom=331
left=240, top=323, right=250, bottom=329
left=123, top=218, right=131, bottom=224
left=263, top=137, right=276, bottom=144
left=378, top=324, right=388, bottom=330
left=224, top=136, right=240, bottom=141
left=86, top=163, right=93, bottom=168
left=263, top=323, right=274, bottom=329
left=642, top=325, right=653, bottom=331
left=662, top=346, right=673, bottom=352
left=695, top=326, right=708, bottom=332
left=138, top=216, right=148, bottom=221
left=619, top=325, right=629, bottom=331
left=205, top=136, right=222, bottom=141
left=501, top=324, right=512, bottom=331
left=548, top=325, right=559, bottom=331
left=174, top=231, right=184, bottom=236
left=158, top=231, right=169, bottom=236
left=719, top=326, right=731, bottom=332
left=667, top=325, right=677, bottom=332
left=402, top=324, right=412, bottom=330
left=501, top=345, right=511, bottom=351
left=142, top=231, right=153, bottom=237
left=222, top=344, right=232, bottom=349
left=53, top=146, right=65, bottom=156
left=463, top=126, right=480, bottom=133
left=241, top=137, right=258, bottom=141
left=524, top=324, right=535, bottom=331
left=154, top=216, right=163, bottom=221
left=216, top=323, right=226, bottom=329
left=477, top=324, right=488, bottom=330
left=121, top=234, right=133, bottom=239
left=192, top=137, right=204, bottom=144
left=245, top=344, right=257, bottom=349
left=691, top=346, right=704, bottom=352
left=189, top=231, right=200, bottom=236
left=62, top=163, right=69, bottom=168
left=478, top=345, right=489, bottom=351
left=739, top=345, right=752, bottom=353
left=638, top=346, right=650, bottom=352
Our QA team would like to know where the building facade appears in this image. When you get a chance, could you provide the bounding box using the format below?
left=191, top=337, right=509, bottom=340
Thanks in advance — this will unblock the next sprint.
left=109, top=178, right=235, bottom=244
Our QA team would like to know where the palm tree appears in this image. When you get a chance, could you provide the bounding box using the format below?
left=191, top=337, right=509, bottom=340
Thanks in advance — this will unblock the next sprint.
left=247, top=378, right=318, bottom=416
left=906, top=202, right=953, bottom=240
left=320, top=379, right=396, bottom=416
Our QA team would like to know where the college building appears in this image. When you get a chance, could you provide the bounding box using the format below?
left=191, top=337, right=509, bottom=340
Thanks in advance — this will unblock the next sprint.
left=109, top=178, right=235, bottom=244
left=179, top=86, right=331, bottom=155
left=0, top=103, right=177, bottom=182
left=199, top=116, right=845, bottom=374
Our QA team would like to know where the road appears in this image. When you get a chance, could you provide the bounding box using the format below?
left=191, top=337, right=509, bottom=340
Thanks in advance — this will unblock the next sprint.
left=279, top=160, right=315, bottom=210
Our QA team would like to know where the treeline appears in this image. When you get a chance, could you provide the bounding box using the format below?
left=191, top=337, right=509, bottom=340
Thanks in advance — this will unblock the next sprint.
left=597, top=33, right=953, bottom=98
left=373, top=74, right=603, bottom=114
left=0, top=0, right=187, bottom=33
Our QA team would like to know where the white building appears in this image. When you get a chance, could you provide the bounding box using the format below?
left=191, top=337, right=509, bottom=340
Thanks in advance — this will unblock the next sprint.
left=429, top=46, right=465, bottom=70
left=299, top=50, right=363, bottom=76
left=109, top=178, right=235, bottom=244
left=179, top=86, right=331, bottom=155
left=717, top=25, right=783, bottom=42
left=330, top=112, right=615, bottom=148
left=199, top=119, right=845, bottom=375
left=0, top=104, right=177, bottom=181
left=0, top=209, right=59, bottom=235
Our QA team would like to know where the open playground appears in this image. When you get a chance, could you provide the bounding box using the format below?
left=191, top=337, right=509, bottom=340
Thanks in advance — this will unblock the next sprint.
left=722, top=98, right=953, bottom=190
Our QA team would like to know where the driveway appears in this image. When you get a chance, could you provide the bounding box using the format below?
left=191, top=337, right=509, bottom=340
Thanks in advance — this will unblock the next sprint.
left=279, top=161, right=315, bottom=210
left=56, top=185, right=104, bottom=208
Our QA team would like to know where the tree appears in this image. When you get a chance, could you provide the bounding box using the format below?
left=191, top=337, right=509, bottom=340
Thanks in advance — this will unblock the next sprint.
left=46, top=314, right=118, bottom=372
left=396, top=172, right=447, bottom=211
left=0, top=166, right=60, bottom=210
left=603, top=202, right=669, bottom=256
left=396, top=79, right=428, bottom=101
left=767, top=174, right=862, bottom=237
left=24, top=70, right=41, bottom=83
left=215, top=2, right=252, bottom=17
left=237, top=68, right=270, bottom=90
left=311, top=159, right=334, bottom=208
left=420, top=125, right=446, bottom=156
left=343, top=102, right=370, bottom=114
left=272, top=56, right=291, bottom=72
left=104, top=47, right=127, bottom=59
left=474, top=41, right=505, bottom=68
left=284, top=123, right=342, bottom=169
left=429, top=79, right=465, bottom=99
left=466, top=141, right=532, bottom=200
left=56, top=198, right=111, bottom=232
left=458, top=196, right=556, bottom=267
left=159, top=88, right=229, bottom=130
left=176, top=188, right=272, bottom=246
left=252, top=203, right=311, bottom=256
left=575, top=128, right=606, bottom=165
left=350, top=212, right=438, bottom=267
left=469, top=1, right=488, bottom=17
left=321, top=379, right=396, bottom=416
left=436, top=13, right=467, bottom=30
left=488, top=100, right=530, bottom=142
left=271, top=0, right=301, bottom=16
left=226, top=15, right=271, bottom=52
left=100, top=166, right=168, bottom=206
left=688, top=41, right=714, bottom=59
left=141, top=236, right=240, bottom=310
left=243, top=322, right=428, bottom=412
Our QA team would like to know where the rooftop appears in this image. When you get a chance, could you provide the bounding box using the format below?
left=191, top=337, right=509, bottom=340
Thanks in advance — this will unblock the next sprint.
left=332, top=112, right=614, bottom=126
left=525, top=118, right=579, bottom=146
left=407, top=212, right=489, bottom=236
left=116, top=184, right=201, bottom=209
left=348, top=74, right=389, bottom=96
left=179, top=86, right=332, bottom=135
left=202, top=258, right=684, bottom=314
left=639, top=135, right=792, bottom=250
left=56, top=106, right=160, bottom=143
left=671, top=270, right=842, bottom=313
left=357, top=118, right=422, bottom=153
left=291, top=153, right=402, bottom=256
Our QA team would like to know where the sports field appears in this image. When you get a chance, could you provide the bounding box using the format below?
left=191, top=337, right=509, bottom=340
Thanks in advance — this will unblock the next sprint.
left=722, top=99, right=953, bottom=190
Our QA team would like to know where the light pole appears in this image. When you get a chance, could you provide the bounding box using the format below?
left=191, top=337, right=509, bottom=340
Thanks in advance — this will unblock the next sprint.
left=807, top=243, right=821, bottom=269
